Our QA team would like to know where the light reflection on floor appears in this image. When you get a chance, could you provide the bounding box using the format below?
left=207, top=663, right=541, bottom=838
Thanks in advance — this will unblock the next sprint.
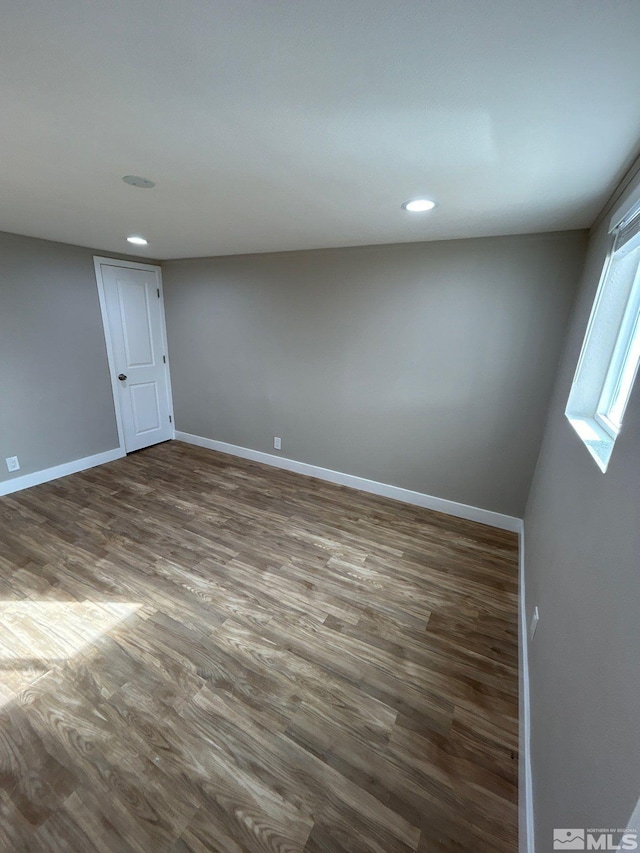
left=0, top=600, right=141, bottom=702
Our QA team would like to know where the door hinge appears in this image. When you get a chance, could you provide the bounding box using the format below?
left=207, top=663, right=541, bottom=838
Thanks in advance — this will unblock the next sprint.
left=169, top=415, right=172, bottom=423
left=163, top=355, right=166, bottom=363
left=157, top=288, right=160, bottom=298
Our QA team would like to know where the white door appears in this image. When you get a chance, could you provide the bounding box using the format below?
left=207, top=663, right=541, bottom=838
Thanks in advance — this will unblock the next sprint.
left=96, top=260, right=173, bottom=453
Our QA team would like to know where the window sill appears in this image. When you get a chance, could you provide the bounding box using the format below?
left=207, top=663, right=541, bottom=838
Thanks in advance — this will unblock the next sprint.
left=566, top=415, right=614, bottom=473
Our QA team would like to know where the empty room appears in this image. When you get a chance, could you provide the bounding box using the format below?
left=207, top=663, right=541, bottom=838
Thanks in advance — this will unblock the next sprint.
left=1, top=2, right=639, bottom=851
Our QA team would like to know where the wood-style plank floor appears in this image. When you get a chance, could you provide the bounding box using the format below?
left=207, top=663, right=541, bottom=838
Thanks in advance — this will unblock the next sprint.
left=0, top=440, right=519, bottom=852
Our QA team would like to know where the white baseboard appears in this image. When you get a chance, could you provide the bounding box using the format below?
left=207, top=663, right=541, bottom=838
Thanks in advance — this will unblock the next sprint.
left=519, top=526, right=535, bottom=853
left=175, top=431, right=522, bottom=532
left=0, top=448, right=125, bottom=497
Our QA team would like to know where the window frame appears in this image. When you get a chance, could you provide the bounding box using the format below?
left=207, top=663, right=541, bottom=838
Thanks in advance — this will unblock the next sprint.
left=594, top=279, right=640, bottom=438
left=565, top=193, right=640, bottom=472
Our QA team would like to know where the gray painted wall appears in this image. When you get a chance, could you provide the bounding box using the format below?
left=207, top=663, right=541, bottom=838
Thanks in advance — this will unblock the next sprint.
left=524, top=183, right=640, bottom=841
left=0, top=231, right=154, bottom=483
left=163, top=232, right=587, bottom=517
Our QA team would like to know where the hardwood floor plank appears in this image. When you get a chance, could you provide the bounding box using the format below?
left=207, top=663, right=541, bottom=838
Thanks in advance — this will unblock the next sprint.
left=0, top=440, right=518, bottom=851
left=182, top=685, right=420, bottom=853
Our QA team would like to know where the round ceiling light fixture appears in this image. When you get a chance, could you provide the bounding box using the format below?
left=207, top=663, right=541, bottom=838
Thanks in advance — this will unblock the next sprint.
left=401, top=198, right=436, bottom=212
left=127, top=235, right=148, bottom=246
left=122, top=175, right=156, bottom=189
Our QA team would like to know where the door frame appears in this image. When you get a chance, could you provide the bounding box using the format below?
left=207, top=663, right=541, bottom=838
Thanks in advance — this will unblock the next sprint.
left=93, top=257, right=175, bottom=454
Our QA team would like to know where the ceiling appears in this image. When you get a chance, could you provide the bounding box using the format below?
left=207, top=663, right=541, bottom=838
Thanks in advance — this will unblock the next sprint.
left=1, top=0, right=640, bottom=260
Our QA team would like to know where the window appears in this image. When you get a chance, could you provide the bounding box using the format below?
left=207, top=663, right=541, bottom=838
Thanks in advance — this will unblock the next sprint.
left=566, top=197, right=640, bottom=472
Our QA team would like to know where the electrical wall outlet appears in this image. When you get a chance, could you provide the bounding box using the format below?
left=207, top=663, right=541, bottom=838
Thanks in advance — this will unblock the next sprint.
left=529, top=606, right=539, bottom=642
left=273, top=436, right=282, bottom=451
left=5, top=456, right=20, bottom=472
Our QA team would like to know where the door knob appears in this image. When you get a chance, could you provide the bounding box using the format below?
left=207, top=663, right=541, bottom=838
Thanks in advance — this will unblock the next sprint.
left=118, top=374, right=127, bottom=381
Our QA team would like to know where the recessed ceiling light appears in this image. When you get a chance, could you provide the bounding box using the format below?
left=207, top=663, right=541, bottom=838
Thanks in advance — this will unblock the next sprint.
left=401, top=199, right=436, bottom=212
left=122, top=175, right=155, bottom=189
left=127, top=235, right=148, bottom=245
